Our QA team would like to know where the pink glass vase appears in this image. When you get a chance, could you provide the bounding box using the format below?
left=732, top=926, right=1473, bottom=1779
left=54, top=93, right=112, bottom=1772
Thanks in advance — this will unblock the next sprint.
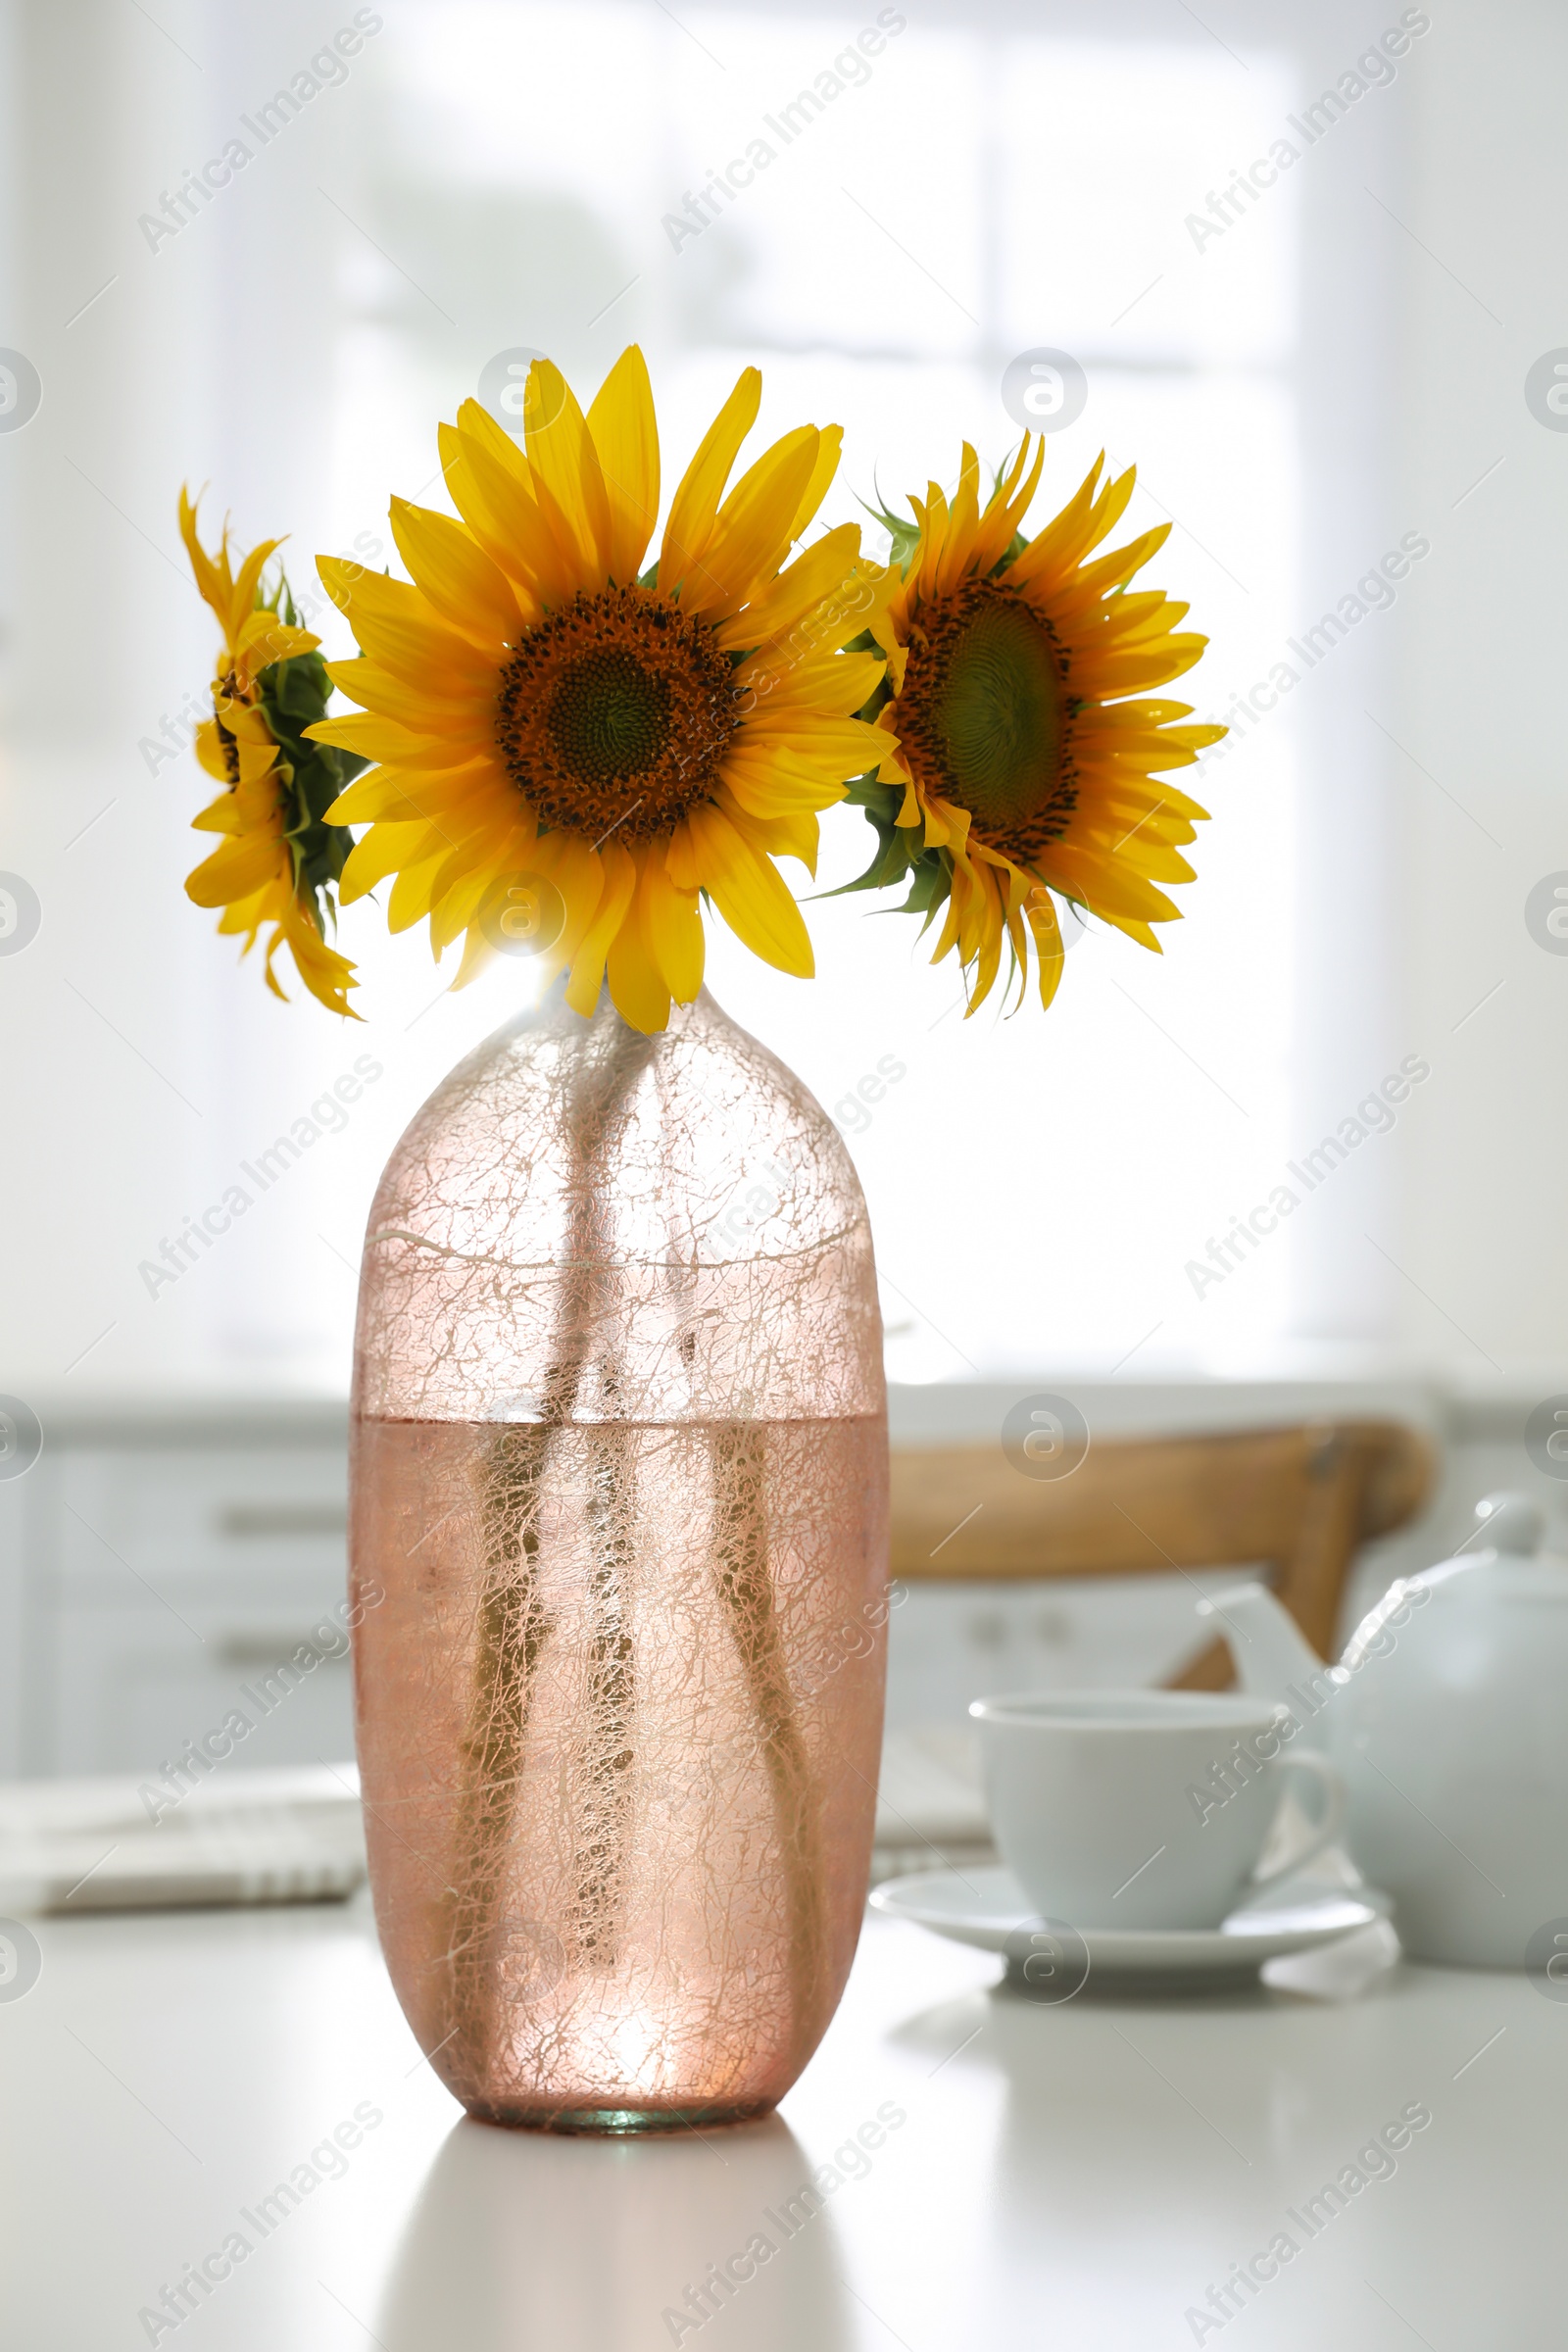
left=350, top=985, right=888, bottom=2132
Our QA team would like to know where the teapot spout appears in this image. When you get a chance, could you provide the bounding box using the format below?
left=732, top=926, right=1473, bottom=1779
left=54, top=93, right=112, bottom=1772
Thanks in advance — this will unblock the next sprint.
left=1199, top=1583, right=1336, bottom=1717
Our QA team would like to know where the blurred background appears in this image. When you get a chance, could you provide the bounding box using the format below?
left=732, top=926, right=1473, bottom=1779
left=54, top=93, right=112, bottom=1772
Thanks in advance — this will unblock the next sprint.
left=1, top=0, right=1563, bottom=1778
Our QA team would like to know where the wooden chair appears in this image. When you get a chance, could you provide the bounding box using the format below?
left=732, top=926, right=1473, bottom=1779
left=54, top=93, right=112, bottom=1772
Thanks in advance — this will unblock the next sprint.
left=888, top=1421, right=1437, bottom=1687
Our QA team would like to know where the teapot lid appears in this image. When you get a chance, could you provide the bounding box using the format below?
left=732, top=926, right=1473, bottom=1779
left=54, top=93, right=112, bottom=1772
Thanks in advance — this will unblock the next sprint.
left=1470, top=1493, right=1546, bottom=1555
left=1427, top=1491, right=1568, bottom=1590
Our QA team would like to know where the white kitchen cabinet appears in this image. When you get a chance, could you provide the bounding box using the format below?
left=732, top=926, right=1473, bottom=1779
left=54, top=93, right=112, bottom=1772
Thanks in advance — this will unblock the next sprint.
left=0, top=1401, right=356, bottom=1777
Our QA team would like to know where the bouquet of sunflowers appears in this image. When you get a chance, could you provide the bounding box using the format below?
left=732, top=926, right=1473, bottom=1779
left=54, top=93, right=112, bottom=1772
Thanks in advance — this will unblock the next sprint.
left=178, top=348, right=1220, bottom=1029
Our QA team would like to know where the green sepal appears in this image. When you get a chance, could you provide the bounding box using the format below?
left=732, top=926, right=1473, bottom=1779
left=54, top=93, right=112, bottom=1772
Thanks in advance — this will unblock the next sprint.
left=858, top=491, right=920, bottom=574
left=990, top=527, right=1030, bottom=578
left=252, top=573, right=367, bottom=928
left=820, top=824, right=919, bottom=901
left=815, top=770, right=925, bottom=905
left=843, top=769, right=901, bottom=816
left=896, top=855, right=953, bottom=930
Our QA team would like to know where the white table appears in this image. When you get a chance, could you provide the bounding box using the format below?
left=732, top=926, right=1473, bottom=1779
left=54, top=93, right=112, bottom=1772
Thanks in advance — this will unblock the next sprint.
left=2, top=1893, right=1559, bottom=2348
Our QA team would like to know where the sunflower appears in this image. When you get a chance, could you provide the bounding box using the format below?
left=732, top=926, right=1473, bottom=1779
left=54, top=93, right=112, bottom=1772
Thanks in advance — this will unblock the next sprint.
left=845, top=440, right=1225, bottom=1012
left=305, top=346, right=889, bottom=1033
left=177, top=491, right=365, bottom=1017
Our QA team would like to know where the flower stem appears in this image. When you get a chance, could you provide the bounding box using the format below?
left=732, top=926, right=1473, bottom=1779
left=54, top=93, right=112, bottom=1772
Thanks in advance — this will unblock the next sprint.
left=446, top=1423, right=553, bottom=2075
left=572, top=1420, right=637, bottom=1965
left=710, top=1422, right=827, bottom=2073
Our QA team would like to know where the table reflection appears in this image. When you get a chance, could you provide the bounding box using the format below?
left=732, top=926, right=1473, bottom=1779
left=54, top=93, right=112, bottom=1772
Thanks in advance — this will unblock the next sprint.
left=378, top=2111, right=857, bottom=2351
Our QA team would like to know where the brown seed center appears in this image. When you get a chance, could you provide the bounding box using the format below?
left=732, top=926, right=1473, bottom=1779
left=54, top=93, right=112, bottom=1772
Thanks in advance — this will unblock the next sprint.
left=896, top=577, right=1078, bottom=861
left=496, top=587, right=739, bottom=842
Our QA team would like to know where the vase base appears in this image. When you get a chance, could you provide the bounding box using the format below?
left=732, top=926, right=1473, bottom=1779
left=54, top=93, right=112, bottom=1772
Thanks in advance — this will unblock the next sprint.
left=464, top=2095, right=778, bottom=2136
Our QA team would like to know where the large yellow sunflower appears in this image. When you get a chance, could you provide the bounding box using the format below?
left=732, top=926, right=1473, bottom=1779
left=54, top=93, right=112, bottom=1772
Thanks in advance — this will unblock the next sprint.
left=306, top=346, right=888, bottom=1033
left=178, top=491, right=363, bottom=1017
left=848, top=439, right=1224, bottom=1012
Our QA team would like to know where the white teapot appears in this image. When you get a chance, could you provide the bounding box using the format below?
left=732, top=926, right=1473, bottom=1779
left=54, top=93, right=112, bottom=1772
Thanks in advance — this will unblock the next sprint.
left=1200, top=1493, right=1568, bottom=1967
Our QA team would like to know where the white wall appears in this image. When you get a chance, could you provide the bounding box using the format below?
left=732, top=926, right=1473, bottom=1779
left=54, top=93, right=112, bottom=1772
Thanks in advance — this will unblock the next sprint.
left=1385, top=0, right=1568, bottom=1376
left=0, top=0, right=1564, bottom=1411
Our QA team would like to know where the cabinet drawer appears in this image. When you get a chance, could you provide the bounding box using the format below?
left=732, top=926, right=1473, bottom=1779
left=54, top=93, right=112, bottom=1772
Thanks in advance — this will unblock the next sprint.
left=58, top=1448, right=348, bottom=1591
left=51, top=1600, right=358, bottom=1776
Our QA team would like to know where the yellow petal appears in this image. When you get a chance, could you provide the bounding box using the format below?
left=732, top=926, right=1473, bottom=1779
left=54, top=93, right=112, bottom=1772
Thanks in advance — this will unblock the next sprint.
left=215, top=878, right=281, bottom=943
left=226, top=535, right=287, bottom=647
left=606, top=848, right=673, bottom=1034
left=530, top=828, right=606, bottom=976
left=718, top=748, right=846, bottom=816
left=450, top=921, right=501, bottom=992
left=1062, top=525, right=1174, bottom=605
left=438, top=421, right=538, bottom=591
left=457, top=423, right=578, bottom=605
left=645, top=845, right=704, bottom=1001
left=1010, top=459, right=1134, bottom=588
left=933, top=443, right=982, bottom=600
left=425, top=808, right=530, bottom=934
left=185, top=832, right=285, bottom=907
left=587, top=346, right=661, bottom=587
left=683, top=802, right=812, bottom=978
left=1091, top=641, right=1204, bottom=693
left=1040, top=842, right=1179, bottom=931
left=235, top=612, right=319, bottom=673
left=522, top=359, right=613, bottom=589
left=429, top=840, right=514, bottom=950
left=318, top=563, right=497, bottom=692
left=961, top=860, right=1005, bottom=1011
left=713, top=788, right=818, bottom=873
left=664, top=816, right=701, bottom=892
left=739, top=646, right=885, bottom=715
left=306, top=713, right=482, bottom=772
left=388, top=845, right=456, bottom=932
left=326, top=764, right=496, bottom=825
left=324, top=659, right=495, bottom=733
left=909, top=481, right=950, bottom=606
left=565, top=841, right=637, bottom=1015
left=679, top=427, right=820, bottom=619
left=178, top=488, right=231, bottom=633
left=277, top=902, right=361, bottom=1020
left=735, top=715, right=890, bottom=773
left=386, top=499, right=522, bottom=649
left=338, top=821, right=434, bottom=904
left=967, top=436, right=1043, bottom=575
left=1020, top=881, right=1065, bottom=1011
left=716, top=523, right=865, bottom=657
left=788, top=423, right=842, bottom=540
left=660, top=367, right=760, bottom=593
left=190, top=785, right=244, bottom=835
left=455, top=395, right=535, bottom=484
left=194, top=719, right=230, bottom=782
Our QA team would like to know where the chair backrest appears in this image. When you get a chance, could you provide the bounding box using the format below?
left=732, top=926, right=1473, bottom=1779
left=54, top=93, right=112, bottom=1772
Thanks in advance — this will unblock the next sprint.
left=888, top=1420, right=1437, bottom=1687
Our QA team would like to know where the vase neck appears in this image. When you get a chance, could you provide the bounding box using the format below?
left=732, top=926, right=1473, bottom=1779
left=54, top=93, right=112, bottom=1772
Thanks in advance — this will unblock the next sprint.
left=528, top=971, right=722, bottom=1046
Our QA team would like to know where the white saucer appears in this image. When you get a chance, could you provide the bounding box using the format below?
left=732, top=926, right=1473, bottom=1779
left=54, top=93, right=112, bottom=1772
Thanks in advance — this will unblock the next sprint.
left=870, top=1864, right=1385, bottom=1984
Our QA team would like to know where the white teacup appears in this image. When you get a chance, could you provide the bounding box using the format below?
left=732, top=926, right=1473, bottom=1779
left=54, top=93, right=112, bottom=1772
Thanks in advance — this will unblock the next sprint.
left=970, top=1689, right=1346, bottom=1932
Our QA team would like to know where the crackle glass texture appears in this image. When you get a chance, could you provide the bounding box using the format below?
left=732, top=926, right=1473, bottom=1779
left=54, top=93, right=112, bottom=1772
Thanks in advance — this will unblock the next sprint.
left=351, top=986, right=889, bottom=2131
